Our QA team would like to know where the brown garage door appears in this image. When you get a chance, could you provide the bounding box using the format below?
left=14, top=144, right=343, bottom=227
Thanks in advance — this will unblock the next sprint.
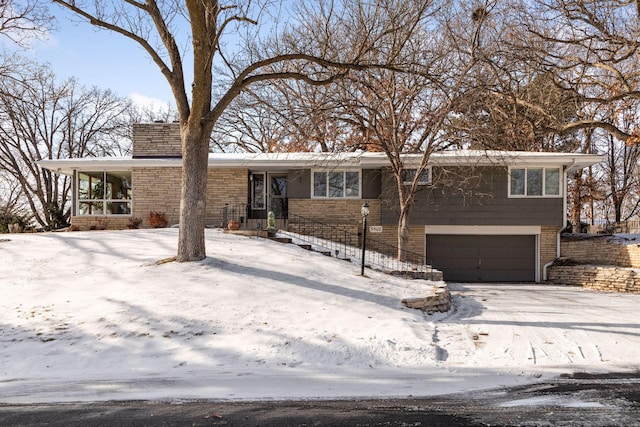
left=426, top=235, right=536, bottom=282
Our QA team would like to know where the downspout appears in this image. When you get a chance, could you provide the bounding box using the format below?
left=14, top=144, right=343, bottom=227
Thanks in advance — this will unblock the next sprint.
left=545, top=160, right=577, bottom=281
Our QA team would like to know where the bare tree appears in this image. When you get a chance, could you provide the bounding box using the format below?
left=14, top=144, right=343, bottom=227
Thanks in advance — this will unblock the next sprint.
left=52, top=0, right=436, bottom=261
left=0, top=60, right=133, bottom=229
left=0, top=0, right=51, bottom=45
left=494, top=0, right=640, bottom=144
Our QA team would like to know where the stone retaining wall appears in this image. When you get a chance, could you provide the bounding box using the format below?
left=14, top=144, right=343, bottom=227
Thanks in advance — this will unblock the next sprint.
left=561, top=235, right=640, bottom=268
left=548, top=265, right=640, bottom=293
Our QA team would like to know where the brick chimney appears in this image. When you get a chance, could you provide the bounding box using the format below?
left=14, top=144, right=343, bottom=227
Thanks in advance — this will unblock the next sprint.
left=132, top=122, right=182, bottom=158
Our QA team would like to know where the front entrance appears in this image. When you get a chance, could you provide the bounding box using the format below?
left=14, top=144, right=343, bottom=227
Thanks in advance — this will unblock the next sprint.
left=269, top=174, right=288, bottom=219
left=249, top=172, right=288, bottom=219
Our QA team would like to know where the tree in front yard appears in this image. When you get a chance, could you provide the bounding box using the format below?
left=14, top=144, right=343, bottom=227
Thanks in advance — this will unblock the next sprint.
left=53, top=0, right=436, bottom=261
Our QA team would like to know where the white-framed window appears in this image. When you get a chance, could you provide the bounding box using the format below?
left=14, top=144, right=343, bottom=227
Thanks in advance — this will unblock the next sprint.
left=509, top=167, right=561, bottom=197
left=312, top=170, right=360, bottom=198
left=402, top=167, right=431, bottom=185
left=78, top=171, right=132, bottom=215
left=251, top=172, right=266, bottom=210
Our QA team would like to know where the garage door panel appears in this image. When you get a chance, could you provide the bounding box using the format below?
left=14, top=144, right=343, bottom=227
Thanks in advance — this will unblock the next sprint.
left=427, top=234, right=535, bottom=282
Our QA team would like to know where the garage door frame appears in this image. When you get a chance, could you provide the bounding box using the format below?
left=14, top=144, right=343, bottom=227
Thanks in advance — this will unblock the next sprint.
left=425, top=225, right=541, bottom=282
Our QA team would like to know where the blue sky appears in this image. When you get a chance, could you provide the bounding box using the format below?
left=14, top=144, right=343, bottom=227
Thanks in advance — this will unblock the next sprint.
left=28, top=8, right=179, bottom=107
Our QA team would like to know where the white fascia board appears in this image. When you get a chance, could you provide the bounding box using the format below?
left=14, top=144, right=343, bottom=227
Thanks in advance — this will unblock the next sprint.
left=425, top=225, right=542, bottom=235
left=37, top=151, right=605, bottom=175
left=37, top=157, right=181, bottom=175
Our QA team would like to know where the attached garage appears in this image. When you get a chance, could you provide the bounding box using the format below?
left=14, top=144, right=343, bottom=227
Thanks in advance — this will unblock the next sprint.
left=425, top=226, right=541, bottom=282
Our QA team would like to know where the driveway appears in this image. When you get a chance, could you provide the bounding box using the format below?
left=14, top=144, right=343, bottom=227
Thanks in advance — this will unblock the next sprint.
left=437, top=282, right=640, bottom=373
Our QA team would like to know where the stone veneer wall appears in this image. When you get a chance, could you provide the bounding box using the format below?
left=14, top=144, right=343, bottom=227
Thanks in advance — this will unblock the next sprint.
left=548, top=265, right=640, bottom=293
left=205, top=168, right=248, bottom=227
left=132, top=123, right=181, bottom=158
left=133, top=167, right=181, bottom=225
left=289, top=198, right=381, bottom=226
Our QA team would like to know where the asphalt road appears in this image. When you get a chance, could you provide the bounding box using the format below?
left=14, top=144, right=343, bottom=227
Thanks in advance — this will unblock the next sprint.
left=1, top=371, right=639, bottom=426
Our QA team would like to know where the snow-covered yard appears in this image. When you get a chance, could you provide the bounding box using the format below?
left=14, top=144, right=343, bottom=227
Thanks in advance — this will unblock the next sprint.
left=1, top=228, right=639, bottom=403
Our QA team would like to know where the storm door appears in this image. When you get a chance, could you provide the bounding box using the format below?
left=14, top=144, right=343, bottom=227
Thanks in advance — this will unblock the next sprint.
left=269, top=174, right=288, bottom=219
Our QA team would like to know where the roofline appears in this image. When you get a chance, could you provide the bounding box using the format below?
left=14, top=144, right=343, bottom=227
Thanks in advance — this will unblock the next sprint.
left=37, top=151, right=605, bottom=175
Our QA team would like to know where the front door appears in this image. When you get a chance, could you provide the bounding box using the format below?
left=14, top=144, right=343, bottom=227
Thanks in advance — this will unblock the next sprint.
left=269, top=174, right=288, bottom=219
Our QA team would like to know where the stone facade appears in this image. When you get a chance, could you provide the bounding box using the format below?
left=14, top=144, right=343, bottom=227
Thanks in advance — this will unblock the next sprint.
left=289, top=198, right=381, bottom=226
left=540, top=226, right=561, bottom=279
left=133, top=167, right=181, bottom=226
left=70, top=167, right=248, bottom=230
left=206, top=168, right=249, bottom=227
left=132, top=123, right=181, bottom=158
left=69, top=216, right=132, bottom=231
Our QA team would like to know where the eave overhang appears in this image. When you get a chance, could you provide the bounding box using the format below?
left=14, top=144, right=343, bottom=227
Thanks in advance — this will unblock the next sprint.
left=37, top=150, right=605, bottom=176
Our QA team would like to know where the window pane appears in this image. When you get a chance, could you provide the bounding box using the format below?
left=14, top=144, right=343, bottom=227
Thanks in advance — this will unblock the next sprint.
left=402, top=169, right=416, bottom=183
left=313, top=172, right=327, bottom=197
left=107, top=202, right=131, bottom=215
left=510, top=169, right=525, bottom=195
left=329, top=172, right=344, bottom=197
left=252, top=174, right=265, bottom=209
left=345, top=172, right=359, bottom=197
left=106, top=172, right=132, bottom=200
left=79, top=172, right=104, bottom=200
left=418, top=169, right=430, bottom=184
left=545, top=168, right=560, bottom=195
left=79, top=201, right=103, bottom=215
left=527, top=168, right=543, bottom=196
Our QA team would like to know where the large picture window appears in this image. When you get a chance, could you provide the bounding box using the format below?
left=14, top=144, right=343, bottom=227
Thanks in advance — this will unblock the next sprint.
left=313, top=170, right=360, bottom=198
left=78, top=171, right=132, bottom=215
left=509, top=167, right=561, bottom=197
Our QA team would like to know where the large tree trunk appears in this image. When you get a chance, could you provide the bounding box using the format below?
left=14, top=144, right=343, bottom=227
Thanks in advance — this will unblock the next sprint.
left=176, top=124, right=211, bottom=262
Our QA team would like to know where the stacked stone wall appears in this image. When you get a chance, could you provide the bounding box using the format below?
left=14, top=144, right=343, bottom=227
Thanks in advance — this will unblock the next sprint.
left=548, top=265, right=640, bottom=293
left=547, top=235, right=640, bottom=293
left=561, top=236, right=640, bottom=268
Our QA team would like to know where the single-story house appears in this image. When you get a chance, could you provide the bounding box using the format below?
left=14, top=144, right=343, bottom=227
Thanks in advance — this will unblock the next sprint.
left=39, top=122, right=603, bottom=283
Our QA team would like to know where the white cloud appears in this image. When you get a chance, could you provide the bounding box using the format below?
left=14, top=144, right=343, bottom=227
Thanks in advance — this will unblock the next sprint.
left=129, top=92, right=171, bottom=110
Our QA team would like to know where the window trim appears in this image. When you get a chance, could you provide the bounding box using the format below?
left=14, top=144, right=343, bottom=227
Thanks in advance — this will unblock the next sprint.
left=311, top=169, right=362, bottom=199
left=402, top=167, right=432, bottom=186
left=508, top=166, right=562, bottom=198
left=77, top=170, right=132, bottom=216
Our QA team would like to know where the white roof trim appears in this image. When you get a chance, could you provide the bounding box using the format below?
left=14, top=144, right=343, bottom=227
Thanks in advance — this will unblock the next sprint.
left=37, top=150, right=604, bottom=175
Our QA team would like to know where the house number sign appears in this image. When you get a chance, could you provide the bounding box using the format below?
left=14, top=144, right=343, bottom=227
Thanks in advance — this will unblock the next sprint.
left=369, top=226, right=383, bottom=233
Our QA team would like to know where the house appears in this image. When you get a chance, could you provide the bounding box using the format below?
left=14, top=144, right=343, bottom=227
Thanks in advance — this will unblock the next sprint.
left=38, top=122, right=603, bottom=283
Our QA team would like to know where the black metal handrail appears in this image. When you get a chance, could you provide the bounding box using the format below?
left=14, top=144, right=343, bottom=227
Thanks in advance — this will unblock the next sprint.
left=282, top=212, right=432, bottom=274
left=221, top=203, right=249, bottom=227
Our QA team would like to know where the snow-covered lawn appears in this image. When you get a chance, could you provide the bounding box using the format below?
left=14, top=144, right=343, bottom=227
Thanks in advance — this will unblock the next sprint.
left=1, top=228, right=639, bottom=403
